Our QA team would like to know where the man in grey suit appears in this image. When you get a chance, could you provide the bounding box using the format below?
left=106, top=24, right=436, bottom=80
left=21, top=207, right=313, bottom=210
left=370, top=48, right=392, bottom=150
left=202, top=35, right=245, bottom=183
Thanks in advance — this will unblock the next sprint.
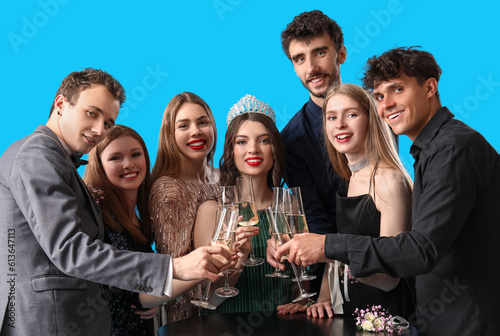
left=0, top=68, right=232, bottom=336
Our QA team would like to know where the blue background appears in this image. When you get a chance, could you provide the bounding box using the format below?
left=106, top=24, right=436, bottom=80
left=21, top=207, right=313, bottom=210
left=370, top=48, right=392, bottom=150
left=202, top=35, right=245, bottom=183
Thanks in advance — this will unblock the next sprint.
left=2, top=0, right=499, bottom=177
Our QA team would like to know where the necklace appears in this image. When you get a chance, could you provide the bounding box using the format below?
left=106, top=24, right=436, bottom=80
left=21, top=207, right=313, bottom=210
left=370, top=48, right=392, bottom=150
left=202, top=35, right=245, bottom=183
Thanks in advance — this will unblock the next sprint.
left=348, top=157, right=369, bottom=172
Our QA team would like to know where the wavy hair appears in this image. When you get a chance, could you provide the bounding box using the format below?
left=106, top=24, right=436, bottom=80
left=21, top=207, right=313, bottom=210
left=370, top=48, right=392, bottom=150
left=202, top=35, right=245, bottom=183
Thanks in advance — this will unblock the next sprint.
left=281, top=10, right=344, bottom=59
left=49, top=68, right=126, bottom=117
left=362, top=46, right=442, bottom=102
left=84, top=125, right=151, bottom=244
left=323, top=84, right=412, bottom=189
left=151, top=92, right=217, bottom=181
left=219, top=112, right=285, bottom=188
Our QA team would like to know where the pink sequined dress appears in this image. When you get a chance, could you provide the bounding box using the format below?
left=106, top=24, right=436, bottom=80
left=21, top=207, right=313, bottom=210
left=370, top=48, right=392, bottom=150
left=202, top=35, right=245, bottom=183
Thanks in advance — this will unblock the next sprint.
left=149, top=175, right=219, bottom=325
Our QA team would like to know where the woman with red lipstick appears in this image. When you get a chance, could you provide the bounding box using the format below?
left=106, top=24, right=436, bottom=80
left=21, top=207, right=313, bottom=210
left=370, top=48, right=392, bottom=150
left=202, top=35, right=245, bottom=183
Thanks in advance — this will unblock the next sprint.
left=296, top=84, right=415, bottom=319
left=84, top=125, right=159, bottom=336
left=149, top=92, right=225, bottom=324
left=208, top=94, right=293, bottom=314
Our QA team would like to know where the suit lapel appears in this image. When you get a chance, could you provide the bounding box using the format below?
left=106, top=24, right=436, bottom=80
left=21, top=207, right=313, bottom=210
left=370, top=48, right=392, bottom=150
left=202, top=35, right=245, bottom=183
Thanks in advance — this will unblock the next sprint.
left=34, top=125, right=106, bottom=239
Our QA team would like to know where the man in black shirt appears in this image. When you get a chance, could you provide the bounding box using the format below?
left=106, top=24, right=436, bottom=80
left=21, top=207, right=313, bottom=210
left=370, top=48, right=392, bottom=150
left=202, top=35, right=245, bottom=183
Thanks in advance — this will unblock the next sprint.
left=275, top=47, right=500, bottom=335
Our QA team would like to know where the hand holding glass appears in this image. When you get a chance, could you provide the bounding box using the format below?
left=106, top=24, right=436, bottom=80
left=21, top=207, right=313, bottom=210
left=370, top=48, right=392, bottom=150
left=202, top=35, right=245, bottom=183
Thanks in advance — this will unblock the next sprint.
left=265, top=187, right=289, bottom=278
left=284, top=187, right=316, bottom=282
left=191, top=207, right=238, bottom=308
left=214, top=208, right=240, bottom=298
left=236, top=176, right=264, bottom=266
left=266, top=206, right=317, bottom=302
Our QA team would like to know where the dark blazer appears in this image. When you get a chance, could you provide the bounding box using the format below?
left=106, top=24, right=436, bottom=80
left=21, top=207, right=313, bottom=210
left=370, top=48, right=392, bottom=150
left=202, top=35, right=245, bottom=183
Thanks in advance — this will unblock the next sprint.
left=0, top=126, right=170, bottom=336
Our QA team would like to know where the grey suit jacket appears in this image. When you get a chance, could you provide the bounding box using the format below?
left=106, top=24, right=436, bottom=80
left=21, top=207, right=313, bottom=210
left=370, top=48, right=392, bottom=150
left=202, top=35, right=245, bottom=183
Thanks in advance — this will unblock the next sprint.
left=0, top=126, right=170, bottom=336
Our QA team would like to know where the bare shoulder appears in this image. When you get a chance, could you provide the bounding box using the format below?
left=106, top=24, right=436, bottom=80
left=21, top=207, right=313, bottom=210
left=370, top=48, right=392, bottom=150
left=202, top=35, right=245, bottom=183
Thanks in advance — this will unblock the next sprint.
left=373, top=168, right=411, bottom=204
left=197, top=200, right=218, bottom=215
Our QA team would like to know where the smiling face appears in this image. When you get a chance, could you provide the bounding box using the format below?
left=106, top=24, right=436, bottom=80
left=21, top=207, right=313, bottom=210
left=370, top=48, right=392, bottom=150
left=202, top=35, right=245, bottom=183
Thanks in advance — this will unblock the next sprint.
left=233, top=120, right=274, bottom=178
left=53, top=85, right=119, bottom=154
left=289, top=34, right=346, bottom=105
left=324, top=94, right=369, bottom=160
left=100, top=135, right=147, bottom=196
left=174, top=102, right=215, bottom=162
left=372, top=74, right=437, bottom=141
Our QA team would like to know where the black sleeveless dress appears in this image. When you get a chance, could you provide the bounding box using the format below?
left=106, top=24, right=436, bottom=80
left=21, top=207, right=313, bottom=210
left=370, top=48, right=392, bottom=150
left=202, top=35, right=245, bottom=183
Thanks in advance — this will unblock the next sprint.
left=336, top=190, right=415, bottom=318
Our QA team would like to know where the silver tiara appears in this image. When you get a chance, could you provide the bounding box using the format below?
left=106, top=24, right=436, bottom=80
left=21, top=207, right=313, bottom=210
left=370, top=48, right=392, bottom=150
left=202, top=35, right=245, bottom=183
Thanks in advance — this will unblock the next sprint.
left=226, top=94, right=276, bottom=125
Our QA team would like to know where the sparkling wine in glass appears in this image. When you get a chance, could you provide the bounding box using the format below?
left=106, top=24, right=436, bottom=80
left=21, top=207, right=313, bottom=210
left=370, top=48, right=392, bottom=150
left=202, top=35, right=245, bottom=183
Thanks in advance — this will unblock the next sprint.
left=191, top=207, right=237, bottom=308
left=267, top=205, right=317, bottom=302
left=218, top=185, right=242, bottom=274
left=284, top=187, right=316, bottom=282
left=265, top=187, right=289, bottom=278
left=236, top=176, right=264, bottom=266
left=214, top=208, right=240, bottom=298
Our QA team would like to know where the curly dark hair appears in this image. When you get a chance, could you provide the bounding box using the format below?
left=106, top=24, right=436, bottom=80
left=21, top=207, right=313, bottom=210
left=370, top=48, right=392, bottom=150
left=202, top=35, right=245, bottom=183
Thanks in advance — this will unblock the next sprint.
left=362, top=46, right=442, bottom=93
left=219, top=113, right=285, bottom=189
left=49, top=68, right=126, bottom=117
left=281, top=10, right=344, bottom=59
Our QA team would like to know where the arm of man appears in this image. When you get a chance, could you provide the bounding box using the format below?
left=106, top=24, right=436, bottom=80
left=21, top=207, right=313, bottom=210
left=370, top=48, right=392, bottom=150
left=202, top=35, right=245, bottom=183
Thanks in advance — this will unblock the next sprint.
left=12, top=135, right=225, bottom=297
left=324, top=143, right=486, bottom=278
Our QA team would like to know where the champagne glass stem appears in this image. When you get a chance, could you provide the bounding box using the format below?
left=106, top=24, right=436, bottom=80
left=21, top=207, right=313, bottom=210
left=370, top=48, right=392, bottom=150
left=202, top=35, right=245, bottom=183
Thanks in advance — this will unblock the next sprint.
left=290, top=263, right=316, bottom=302
left=300, top=266, right=307, bottom=277
left=248, top=235, right=256, bottom=260
left=202, top=281, right=211, bottom=301
left=291, top=264, right=306, bottom=293
left=223, top=269, right=230, bottom=290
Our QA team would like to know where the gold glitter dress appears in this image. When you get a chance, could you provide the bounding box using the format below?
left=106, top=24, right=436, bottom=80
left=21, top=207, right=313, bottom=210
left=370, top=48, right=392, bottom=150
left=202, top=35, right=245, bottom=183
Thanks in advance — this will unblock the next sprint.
left=149, top=175, right=219, bottom=325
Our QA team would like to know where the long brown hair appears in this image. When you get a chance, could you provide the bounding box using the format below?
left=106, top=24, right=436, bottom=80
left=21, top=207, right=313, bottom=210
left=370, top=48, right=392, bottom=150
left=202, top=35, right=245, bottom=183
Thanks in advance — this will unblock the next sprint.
left=151, top=92, right=217, bottom=181
left=322, top=84, right=412, bottom=189
left=84, top=125, right=151, bottom=244
left=219, top=112, right=285, bottom=188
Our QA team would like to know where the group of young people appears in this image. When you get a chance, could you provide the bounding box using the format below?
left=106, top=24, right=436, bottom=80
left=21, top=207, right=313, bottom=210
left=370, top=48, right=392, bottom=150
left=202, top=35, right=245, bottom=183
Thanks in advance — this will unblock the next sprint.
left=1, top=9, right=499, bottom=336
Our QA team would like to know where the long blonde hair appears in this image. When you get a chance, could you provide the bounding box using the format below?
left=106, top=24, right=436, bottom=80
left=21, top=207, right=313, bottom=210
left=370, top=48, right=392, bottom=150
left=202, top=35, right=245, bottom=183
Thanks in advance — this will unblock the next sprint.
left=151, top=92, right=217, bottom=181
left=322, top=83, right=412, bottom=189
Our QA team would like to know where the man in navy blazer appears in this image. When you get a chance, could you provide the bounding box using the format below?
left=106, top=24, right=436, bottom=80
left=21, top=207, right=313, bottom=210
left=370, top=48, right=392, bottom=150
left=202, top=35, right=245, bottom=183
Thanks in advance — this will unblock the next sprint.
left=0, top=68, right=231, bottom=336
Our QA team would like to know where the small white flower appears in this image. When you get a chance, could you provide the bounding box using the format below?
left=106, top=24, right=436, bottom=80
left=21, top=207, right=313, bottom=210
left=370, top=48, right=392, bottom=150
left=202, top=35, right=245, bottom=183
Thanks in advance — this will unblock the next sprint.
left=361, top=320, right=374, bottom=331
left=364, top=312, right=375, bottom=321
left=373, top=317, right=385, bottom=329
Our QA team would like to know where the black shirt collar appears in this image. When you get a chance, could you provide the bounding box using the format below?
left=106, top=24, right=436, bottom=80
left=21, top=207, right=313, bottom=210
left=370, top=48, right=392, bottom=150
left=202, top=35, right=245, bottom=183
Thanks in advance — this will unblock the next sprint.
left=410, top=106, right=454, bottom=156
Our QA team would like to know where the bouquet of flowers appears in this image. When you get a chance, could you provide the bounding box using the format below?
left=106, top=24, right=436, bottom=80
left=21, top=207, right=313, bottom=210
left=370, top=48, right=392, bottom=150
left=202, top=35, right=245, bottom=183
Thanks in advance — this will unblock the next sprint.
left=355, top=305, right=395, bottom=333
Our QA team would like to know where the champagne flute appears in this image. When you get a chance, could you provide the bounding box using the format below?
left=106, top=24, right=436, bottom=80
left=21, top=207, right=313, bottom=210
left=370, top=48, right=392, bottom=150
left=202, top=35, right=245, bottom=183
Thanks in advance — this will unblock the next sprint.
left=284, top=187, right=317, bottom=282
left=218, top=185, right=242, bottom=274
left=215, top=208, right=240, bottom=298
left=190, top=207, right=235, bottom=309
left=236, top=176, right=264, bottom=266
left=265, top=187, right=289, bottom=278
left=266, top=206, right=316, bottom=302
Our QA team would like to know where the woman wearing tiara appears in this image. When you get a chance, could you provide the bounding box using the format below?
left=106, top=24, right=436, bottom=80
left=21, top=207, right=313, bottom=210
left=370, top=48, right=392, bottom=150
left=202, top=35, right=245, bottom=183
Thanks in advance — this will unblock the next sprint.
left=149, top=92, right=235, bottom=324
left=276, top=84, right=415, bottom=318
left=206, top=94, right=293, bottom=313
